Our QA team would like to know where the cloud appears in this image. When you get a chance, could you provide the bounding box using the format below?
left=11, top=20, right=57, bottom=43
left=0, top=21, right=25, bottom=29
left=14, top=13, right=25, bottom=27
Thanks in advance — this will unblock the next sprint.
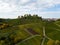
left=0, top=1, right=17, bottom=12
left=20, top=0, right=30, bottom=4
left=37, top=0, right=60, bottom=9
left=0, top=0, right=60, bottom=18
left=37, top=0, right=60, bottom=18
left=20, top=2, right=37, bottom=10
left=0, top=0, right=60, bottom=13
left=3, top=0, right=31, bottom=5
left=0, top=0, right=37, bottom=13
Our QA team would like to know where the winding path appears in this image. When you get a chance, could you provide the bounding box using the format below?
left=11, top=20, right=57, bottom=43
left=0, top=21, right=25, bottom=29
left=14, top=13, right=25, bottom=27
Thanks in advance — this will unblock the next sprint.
left=23, top=26, right=52, bottom=45
left=41, top=27, right=52, bottom=45
left=16, top=35, right=40, bottom=44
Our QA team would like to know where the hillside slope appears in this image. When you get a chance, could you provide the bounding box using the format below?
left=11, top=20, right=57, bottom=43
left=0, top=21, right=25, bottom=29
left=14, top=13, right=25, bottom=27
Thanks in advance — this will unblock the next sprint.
left=0, top=15, right=60, bottom=45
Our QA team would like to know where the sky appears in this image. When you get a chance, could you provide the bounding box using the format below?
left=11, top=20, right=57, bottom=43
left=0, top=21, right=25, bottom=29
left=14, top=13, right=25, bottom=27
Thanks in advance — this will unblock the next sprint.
left=0, top=0, right=60, bottom=18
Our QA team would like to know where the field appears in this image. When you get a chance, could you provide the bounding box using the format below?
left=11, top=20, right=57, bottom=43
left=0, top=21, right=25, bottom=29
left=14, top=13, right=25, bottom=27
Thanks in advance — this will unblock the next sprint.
left=0, top=15, right=60, bottom=45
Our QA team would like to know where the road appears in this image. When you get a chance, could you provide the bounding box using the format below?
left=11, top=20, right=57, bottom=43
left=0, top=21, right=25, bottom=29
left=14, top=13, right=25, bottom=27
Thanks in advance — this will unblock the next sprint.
left=41, top=27, right=52, bottom=45
left=24, top=26, right=52, bottom=45
left=41, top=27, right=46, bottom=45
left=19, top=35, right=40, bottom=44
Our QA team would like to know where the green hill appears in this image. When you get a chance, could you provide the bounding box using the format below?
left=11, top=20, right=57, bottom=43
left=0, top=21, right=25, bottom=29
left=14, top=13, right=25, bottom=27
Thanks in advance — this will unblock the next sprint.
left=0, top=14, right=60, bottom=45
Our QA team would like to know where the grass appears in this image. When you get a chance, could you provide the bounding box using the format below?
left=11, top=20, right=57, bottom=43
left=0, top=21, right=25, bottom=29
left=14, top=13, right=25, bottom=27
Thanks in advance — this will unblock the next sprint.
left=17, top=35, right=41, bottom=45
left=0, top=16, right=60, bottom=45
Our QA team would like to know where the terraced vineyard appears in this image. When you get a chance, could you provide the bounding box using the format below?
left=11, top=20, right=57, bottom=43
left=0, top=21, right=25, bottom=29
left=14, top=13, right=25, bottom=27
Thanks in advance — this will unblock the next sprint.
left=0, top=15, right=60, bottom=45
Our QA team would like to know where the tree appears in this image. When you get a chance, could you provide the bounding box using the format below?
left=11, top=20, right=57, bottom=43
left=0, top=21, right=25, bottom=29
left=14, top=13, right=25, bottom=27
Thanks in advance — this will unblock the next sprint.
left=18, top=16, right=20, bottom=19
left=0, top=19, right=5, bottom=23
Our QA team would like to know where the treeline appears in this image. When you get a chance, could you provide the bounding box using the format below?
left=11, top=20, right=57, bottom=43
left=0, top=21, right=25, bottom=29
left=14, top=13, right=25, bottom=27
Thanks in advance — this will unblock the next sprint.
left=18, top=14, right=42, bottom=24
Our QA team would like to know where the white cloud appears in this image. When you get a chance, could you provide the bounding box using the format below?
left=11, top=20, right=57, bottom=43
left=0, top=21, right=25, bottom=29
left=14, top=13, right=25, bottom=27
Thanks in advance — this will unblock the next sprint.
left=0, top=0, right=60, bottom=13
left=0, top=0, right=17, bottom=12
left=18, top=0, right=31, bottom=5
left=21, top=3, right=37, bottom=10
left=0, top=0, right=37, bottom=13
left=37, top=0, right=60, bottom=8
left=20, top=0, right=30, bottom=3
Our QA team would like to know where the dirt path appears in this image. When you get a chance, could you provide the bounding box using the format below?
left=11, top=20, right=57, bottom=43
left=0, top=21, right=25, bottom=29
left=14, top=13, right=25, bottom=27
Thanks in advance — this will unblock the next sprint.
left=16, top=35, right=40, bottom=45
left=41, top=27, right=52, bottom=45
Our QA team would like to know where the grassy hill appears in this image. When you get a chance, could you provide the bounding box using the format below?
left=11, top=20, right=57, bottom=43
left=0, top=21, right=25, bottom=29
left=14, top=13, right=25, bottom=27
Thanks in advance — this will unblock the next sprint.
left=0, top=14, right=60, bottom=45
